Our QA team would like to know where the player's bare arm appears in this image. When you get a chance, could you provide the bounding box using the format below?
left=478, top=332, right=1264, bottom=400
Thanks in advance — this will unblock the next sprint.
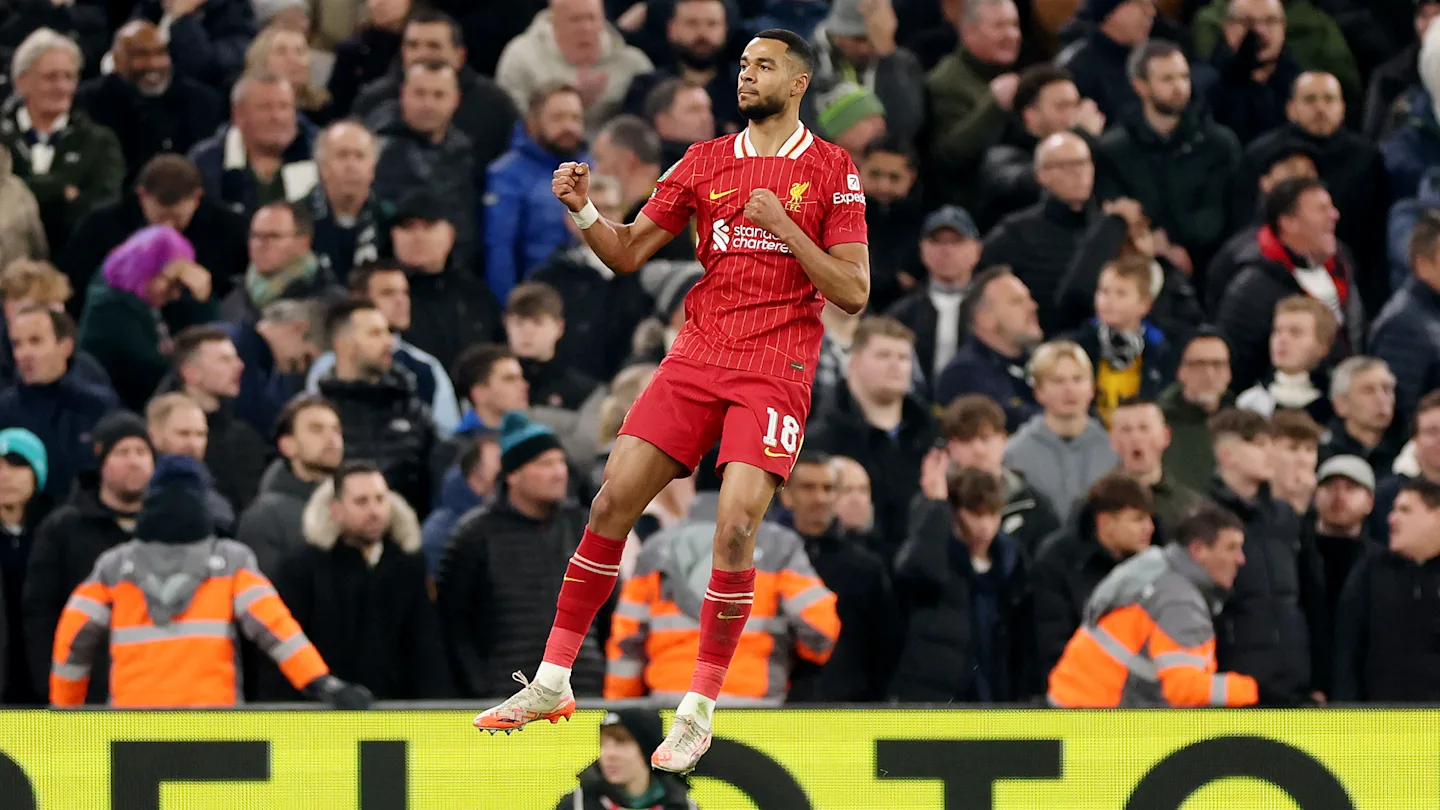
left=743, top=188, right=870, bottom=314
left=553, top=161, right=674, bottom=274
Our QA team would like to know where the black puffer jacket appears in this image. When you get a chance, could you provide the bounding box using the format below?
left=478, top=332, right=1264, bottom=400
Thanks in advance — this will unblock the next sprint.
left=368, top=106, right=480, bottom=268
left=317, top=369, right=437, bottom=518
left=436, top=494, right=604, bottom=698
left=1332, top=547, right=1440, bottom=702
left=979, top=195, right=1101, bottom=336
left=1029, top=503, right=1133, bottom=680
left=403, top=264, right=502, bottom=374
left=1210, top=478, right=1329, bottom=695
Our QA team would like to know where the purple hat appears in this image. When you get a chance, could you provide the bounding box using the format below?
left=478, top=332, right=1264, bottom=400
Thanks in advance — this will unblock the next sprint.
left=102, top=225, right=195, bottom=300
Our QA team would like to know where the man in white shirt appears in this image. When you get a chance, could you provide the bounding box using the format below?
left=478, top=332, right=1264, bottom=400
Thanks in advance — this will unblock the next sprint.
left=885, top=205, right=983, bottom=387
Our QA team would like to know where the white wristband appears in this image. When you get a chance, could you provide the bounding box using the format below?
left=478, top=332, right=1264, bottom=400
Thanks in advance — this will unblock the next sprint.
left=569, top=199, right=600, bottom=230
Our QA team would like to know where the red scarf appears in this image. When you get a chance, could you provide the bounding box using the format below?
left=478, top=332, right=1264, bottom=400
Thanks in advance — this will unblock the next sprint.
left=1256, top=225, right=1348, bottom=304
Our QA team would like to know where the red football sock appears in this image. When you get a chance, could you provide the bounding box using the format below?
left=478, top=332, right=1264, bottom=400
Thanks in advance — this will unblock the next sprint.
left=542, top=528, right=626, bottom=668
left=690, top=568, right=757, bottom=700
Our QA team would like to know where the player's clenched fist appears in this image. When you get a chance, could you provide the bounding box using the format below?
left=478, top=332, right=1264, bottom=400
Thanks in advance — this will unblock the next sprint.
left=743, top=188, right=789, bottom=233
left=553, top=162, right=590, bottom=212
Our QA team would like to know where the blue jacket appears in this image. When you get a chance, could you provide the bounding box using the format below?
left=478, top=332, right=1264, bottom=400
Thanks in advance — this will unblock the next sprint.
left=1387, top=168, right=1440, bottom=292
left=187, top=119, right=319, bottom=217
left=420, top=465, right=488, bottom=577
left=484, top=122, right=587, bottom=304
left=934, top=337, right=1039, bottom=434
left=1369, top=276, right=1440, bottom=427
left=0, top=372, right=118, bottom=500
left=220, top=321, right=305, bottom=437
left=1382, top=88, right=1440, bottom=201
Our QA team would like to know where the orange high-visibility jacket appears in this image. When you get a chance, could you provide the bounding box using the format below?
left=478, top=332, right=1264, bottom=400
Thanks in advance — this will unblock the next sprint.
left=605, top=521, right=840, bottom=700
left=1048, top=544, right=1259, bottom=708
left=51, top=537, right=330, bottom=707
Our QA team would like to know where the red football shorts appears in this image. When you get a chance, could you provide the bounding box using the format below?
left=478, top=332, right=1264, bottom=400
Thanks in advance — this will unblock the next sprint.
left=619, top=355, right=812, bottom=482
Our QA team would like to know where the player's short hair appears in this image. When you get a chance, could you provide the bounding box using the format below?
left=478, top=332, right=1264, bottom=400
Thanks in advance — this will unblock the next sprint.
left=940, top=395, right=1007, bottom=441
left=505, top=282, right=564, bottom=320
left=453, top=343, right=515, bottom=400
left=598, top=115, right=662, bottom=166
left=136, top=154, right=203, bottom=205
left=1100, top=254, right=1155, bottom=299
left=274, top=392, right=339, bottom=442
left=1087, top=472, right=1154, bottom=516
left=851, top=315, right=915, bottom=354
left=947, top=466, right=1003, bottom=515
left=1029, top=340, right=1092, bottom=387
left=1014, top=64, right=1075, bottom=113
left=171, top=325, right=231, bottom=370
left=1207, top=408, right=1269, bottom=446
left=1273, top=295, right=1338, bottom=353
left=528, top=81, right=582, bottom=117
left=0, top=259, right=70, bottom=303
left=754, top=28, right=815, bottom=76
left=1268, top=408, right=1324, bottom=448
left=145, top=391, right=203, bottom=428
left=347, top=259, right=408, bottom=296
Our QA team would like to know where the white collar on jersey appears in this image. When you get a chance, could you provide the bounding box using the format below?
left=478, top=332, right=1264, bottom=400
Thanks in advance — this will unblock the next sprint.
left=734, top=123, right=813, bottom=159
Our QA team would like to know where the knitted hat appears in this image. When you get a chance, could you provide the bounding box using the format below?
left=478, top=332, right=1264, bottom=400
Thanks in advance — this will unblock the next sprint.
left=1079, top=0, right=1128, bottom=22
left=102, top=225, right=195, bottom=300
left=822, top=0, right=868, bottom=38
left=498, top=411, right=563, bottom=475
left=816, top=81, right=886, bottom=141
left=0, top=428, right=47, bottom=492
left=652, top=264, right=704, bottom=320
left=134, top=455, right=214, bottom=545
left=600, top=709, right=666, bottom=759
left=91, top=411, right=153, bottom=465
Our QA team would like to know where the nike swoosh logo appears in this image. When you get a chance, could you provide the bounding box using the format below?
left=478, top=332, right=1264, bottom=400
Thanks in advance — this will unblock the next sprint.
left=717, top=612, right=745, bottom=620
left=709, top=188, right=737, bottom=200
left=763, top=447, right=792, bottom=458
left=564, top=577, right=585, bottom=583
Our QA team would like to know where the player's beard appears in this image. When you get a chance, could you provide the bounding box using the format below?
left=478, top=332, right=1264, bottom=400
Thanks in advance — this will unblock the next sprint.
left=739, top=92, right=785, bottom=121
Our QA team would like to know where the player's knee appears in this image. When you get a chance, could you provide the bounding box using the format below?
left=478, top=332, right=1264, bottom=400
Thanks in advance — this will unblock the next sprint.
left=712, top=518, right=756, bottom=570
left=589, top=484, right=625, bottom=529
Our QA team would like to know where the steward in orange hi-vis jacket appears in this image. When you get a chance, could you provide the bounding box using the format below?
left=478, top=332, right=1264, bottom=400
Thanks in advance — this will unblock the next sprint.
left=50, top=456, right=372, bottom=709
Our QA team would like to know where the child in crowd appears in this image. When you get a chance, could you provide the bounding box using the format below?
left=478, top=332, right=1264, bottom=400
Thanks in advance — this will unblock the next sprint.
left=1072, top=255, right=1173, bottom=427
left=1236, top=295, right=1336, bottom=425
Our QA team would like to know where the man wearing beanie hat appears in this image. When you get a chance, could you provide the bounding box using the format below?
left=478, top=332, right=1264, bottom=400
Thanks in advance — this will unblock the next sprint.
left=808, top=0, right=923, bottom=143
left=0, top=428, right=52, bottom=704
left=1056, top=0, right=1155, bottom=120
left=813, top=80, right=888, bottom=159
left=555, top=709, right=697, bottom=810
left=23, top=410, right=155, bottom=702
left=437, top=411, right=604, bottom=701
left=50, top=455, right=373, bottom=709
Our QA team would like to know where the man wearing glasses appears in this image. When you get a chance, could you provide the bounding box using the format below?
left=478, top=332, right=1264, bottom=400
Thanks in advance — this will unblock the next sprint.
left=1160, top=327, right=1235, bottom=491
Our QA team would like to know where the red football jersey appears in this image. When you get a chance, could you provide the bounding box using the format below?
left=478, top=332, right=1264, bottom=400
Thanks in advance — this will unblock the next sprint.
left=639, top=124, right=869, bottom=382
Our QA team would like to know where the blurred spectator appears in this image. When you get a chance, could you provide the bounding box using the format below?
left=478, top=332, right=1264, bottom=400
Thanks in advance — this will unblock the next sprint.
left=531, top=175, right=651, bottom=382
left=1266, top=408, right=1323, bottom=516
left=303, top=121, right=388, bottom=282
left=1094, top=41, right=1239, bottom=277
left=858, top=136, right=921, bottom=312
left=1371, top=392, right=1440, bottom=547
left=934, top=267, right=1043, bottom=431
left=1247, top=72, right=1388, bottom=307
left=555, top=709, right=697, bottom=810
left=810, top=316, right=936, bottom=563
left=22, top=411, right=152, bottom=701
left=390, top=191, right=501, bottom=373
left=885, top=206, right=980, bottom=383
left=49, top=455, right=370, bottom=709
left=264, top=461, right=451, bottom=699
left=504, top=282, right=600, bottom=410
left=486, top=83, right=588, bottom=304
left=1160, top=329, right=1234, bottom=491
left=645, top=77, right=719, bottom=167
left=306, top=261, right=461, bottom=435
left=980, top=131, right=1097, bottom=335
left=808, top=0, right=923, bottom=144
left=590, top=116, right=661, bottom=216
left=60, top=155, right=248, bottom=317
left=237, top=394, right=343, bottom=577
left=1320, top=356, right=1402, bottom=478
left=1207, top=407, right=1328, bottom=700
left=783, top=450, right=900, bottom=702
left=0, top=29, right=124, bottom=254
left=1056, top=0, right=1156, bottom=120
left=626, top=260, right=701, bottom=368
left=187, top=69, right=318, bottom=217
left=254, top=1, right=332, bottom=86
left=1386, top=167, right=1440, bottom=294
left=0, top=307, right=116, bottom=500
left=1216, top=176, right=1361, bottom=391
left=1363, top=0, right=1439, bottom=139
left=1333, top=477, right=1440, bottom=702
left=352, top=8, right=518, bottom=170
left=221, top=201, right=341, bottom=324
left=1200, top=0, right=1303, bottom=145
left=830, top=455, right=874, bottom=534
left=0, top=1, right=108, bottom=81
left=420, top=434, right=500, bottom=577
left=0, top=428, right=50, bottom=704
left=1370, top=210, right=1440, bottom=430
left=76, top=225, right=217, bottom=410
left=801, top=70, right=884, bottom=153
left=1307, top=454, right=1373, bottom=620
left=1194, top=0, right=1361, bottom=111
left=128, top=0, right=256, bottom=90
left=892, top=466, right=1033, bottom=701
left=606, top=514, right=839, bottom=700
left=937, top=395, right=1060, bottom=557
left=495, top=0, right=654, bottom=133
left=1032, top=471, right=1154, bottom=679
left=439, top=411, right=603, bottom=697
left=1004, top=340, right=1118, bottom=515
left=979, top=64, right=1101, bottom=231
left=76, top=21, right=224, bottom=184
left=0, top=149, right=46, bottom=273
left=585, top=364, right=657, bottom=497
left=1072, top=254, right=1174, bottom=426
left=0, top=259, right=108, bottom=389
left=327, top=0, right=409, bottom=116
left=315, top=298, right=437, bottom=516
left=221, top=298, right=315, bottom=435
left=448, top=344, right=530, bottom=466
left=924, top=0, right=1022, bottom=202
left=246, top=25, right=333, bottom=125
left=1235, top=295, right=1336, bottom=423
left=1110, top=396, right=1200, bottom=534
left=1386, top=25, right=1440, bottom=199
left=622, top=0, right=739, bottom=135
left=1047, top=504, right=1263, bottom=707
left=144, top=392, right=237, bottom=533
left=370, top=60, right=480, bottom=269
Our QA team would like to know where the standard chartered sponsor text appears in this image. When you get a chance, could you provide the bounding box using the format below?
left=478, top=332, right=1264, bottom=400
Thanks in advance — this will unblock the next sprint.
left=715, top=219, right=792, bottom=253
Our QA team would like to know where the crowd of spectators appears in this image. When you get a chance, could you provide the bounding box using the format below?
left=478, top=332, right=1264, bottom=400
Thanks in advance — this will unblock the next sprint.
left=0, top=0, right=1438, bottom=718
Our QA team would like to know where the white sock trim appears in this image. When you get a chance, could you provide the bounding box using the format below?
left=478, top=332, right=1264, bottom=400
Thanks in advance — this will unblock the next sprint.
left=676, top=692, right=716, bottom=728
left=535, top=661, right=571, bottom=691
